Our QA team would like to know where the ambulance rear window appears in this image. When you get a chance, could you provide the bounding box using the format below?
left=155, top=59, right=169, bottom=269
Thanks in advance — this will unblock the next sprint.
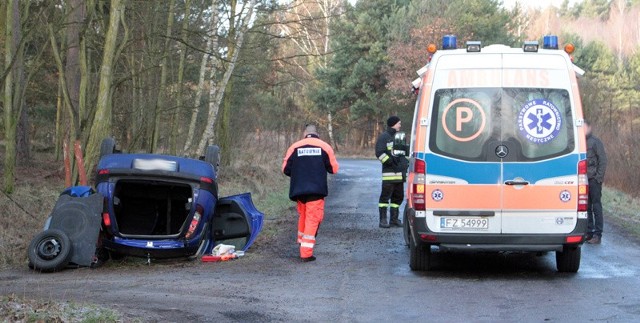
left=429, top=88, right=575, bottom=162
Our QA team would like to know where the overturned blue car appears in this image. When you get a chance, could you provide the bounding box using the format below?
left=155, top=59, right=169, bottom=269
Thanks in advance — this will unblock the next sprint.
left=28, top=139, right=264, bottom=271
left=96, top=141, right=263, bottom=260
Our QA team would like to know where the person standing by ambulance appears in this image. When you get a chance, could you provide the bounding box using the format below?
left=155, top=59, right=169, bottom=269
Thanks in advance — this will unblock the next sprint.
left=375, top=116, right=409, bottom=228
left=584, top=120, right=607, bottom=244
left=282, top=124, right=339, bottom=262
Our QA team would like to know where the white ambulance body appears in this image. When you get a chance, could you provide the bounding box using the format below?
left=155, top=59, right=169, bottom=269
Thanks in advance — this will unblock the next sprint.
left=404, top=36, right=589, bottom=272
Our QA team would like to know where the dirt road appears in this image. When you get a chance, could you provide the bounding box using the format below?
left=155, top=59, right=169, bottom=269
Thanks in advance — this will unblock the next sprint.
left=2, top=158, right=640, bottom=322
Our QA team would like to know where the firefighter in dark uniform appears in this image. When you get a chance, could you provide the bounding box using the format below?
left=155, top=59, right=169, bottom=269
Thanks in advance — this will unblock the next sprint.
left=375, top=116, right=409, bottom=228
left=282, top=124, right=339, bottom=262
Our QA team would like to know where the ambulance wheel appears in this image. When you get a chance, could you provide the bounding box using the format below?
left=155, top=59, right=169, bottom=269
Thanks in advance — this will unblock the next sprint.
left=556, top=245, right=581, bottom=273
left=27, top=229, right=72, bottom=272
left=100, top=137, right=116, bottom=158
left=204, top=145, right=220, bottom=172
left=409, top=234, right=431, bottom=271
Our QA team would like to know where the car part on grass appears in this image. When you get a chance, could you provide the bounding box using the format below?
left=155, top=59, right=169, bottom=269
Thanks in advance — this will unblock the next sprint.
left=28, top=229, right=72, bottom=272
left=45, top=193, right=104, bottom=267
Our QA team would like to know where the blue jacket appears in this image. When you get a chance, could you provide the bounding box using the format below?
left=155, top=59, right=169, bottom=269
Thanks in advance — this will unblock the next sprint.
left=282, top=134, right=339, bottom=201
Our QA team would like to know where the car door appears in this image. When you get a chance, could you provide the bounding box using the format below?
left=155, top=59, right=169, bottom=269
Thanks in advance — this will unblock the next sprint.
left=211, top=192, right=264, bottom=251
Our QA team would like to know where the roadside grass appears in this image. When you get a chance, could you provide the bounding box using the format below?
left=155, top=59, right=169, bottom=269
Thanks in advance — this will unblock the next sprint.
left=1, top=294, right=126, bottom=322
left=603, top=187, right=640, bottom=237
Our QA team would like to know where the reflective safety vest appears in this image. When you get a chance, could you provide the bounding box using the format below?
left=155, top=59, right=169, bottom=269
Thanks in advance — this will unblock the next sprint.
left=375, top=128, right=408, bottom=183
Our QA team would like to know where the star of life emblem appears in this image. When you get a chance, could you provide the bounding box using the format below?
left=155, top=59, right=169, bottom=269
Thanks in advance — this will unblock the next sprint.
left=559, top=190, right=571, bottom=202
left=432, top=189, right=443, bottom=201
left=518, top=99, right=562, bottom=144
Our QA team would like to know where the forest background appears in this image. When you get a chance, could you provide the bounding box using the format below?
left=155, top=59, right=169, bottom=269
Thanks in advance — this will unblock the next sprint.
left=2, top=0, right=640, bottom=260
left=2, top=0, right=640, bottom=195
left=4, top=1, right=640, bottom=318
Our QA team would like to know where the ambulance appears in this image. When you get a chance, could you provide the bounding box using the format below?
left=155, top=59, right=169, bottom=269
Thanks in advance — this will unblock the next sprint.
left=404, top=35, right=589, bottom=272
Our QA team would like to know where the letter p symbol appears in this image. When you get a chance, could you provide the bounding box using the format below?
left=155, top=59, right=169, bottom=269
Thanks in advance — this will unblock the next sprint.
left=456, top=107, right=473, bottom=132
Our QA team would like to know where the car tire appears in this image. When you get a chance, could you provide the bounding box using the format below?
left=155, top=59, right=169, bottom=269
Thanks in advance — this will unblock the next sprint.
left=409, top=233, right=431, bottom=271
left=100, top=137, right=117, bottom=158
left=556, top=245, right=581, bottom=273
left=204, top=145, right=220, bottom=172
left=27, top=229, right=72, bottom=272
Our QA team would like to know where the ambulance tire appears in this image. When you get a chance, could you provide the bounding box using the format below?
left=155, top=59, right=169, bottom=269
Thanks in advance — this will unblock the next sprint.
left=409, top=234, right=431, bottom=271
left=556, top=245, right=581, bottom=273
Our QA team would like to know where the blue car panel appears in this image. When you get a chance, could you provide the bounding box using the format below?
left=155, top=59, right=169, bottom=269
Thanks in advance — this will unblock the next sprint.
left=94, top=149, right=263, bottom=260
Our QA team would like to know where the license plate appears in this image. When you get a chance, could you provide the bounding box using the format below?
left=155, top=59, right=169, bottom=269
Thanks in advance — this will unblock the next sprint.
left=440, top=217, right=489, bottom=230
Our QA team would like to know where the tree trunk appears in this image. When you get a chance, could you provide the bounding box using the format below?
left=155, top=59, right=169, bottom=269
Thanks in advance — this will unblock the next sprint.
left=169, top=0, right=191, bottom=155
left=84, top=0, right=125, bottom=174
left=151, top=0, right=176, bottom=153
left=3, top=0, right=22, bottom=193
left=182, top=23, right=214, bottom=155
left=197, top=0, right=257, bottom=154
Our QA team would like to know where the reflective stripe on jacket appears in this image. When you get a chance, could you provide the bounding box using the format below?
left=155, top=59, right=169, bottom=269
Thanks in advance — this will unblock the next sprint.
left=375, top=128, right=408, bottom=183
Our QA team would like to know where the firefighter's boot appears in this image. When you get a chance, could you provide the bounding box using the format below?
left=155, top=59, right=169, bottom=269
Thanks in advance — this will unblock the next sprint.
left=389, top=208, right=402, bottom=227
left=379, top=208, right=390, bottom=228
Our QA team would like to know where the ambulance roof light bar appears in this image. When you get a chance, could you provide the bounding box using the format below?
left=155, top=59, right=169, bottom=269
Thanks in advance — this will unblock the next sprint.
left=543, top=35, right=559, bottom=49
left=466, top=41, right=481, bottom=52
left=442, top=35, right=457, bottom=50
left=523, top=40, right=539, bottom=52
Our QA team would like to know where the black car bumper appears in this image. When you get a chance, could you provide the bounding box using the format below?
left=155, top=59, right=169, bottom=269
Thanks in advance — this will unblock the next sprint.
left=406, top=207, right=588, bottom=252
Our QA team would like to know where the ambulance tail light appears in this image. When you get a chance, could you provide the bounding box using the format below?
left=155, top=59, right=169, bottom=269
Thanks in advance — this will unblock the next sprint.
left=577, top=160, right=589, bottom=212
left=565, top=235, right=583, bottom=244
left=412, top=159, right=426, bottom=211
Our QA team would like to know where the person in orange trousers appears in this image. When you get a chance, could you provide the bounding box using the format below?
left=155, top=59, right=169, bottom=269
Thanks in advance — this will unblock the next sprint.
left=282, top=124, right=339, bottom=262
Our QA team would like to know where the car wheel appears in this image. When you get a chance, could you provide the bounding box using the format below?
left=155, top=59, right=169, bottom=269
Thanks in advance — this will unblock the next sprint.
left=100, top=137, right=117, bottom=158
left=27, top=229, right=72, bottom=272
left=409, top=233, right=431, bottom=271
left=556, top=245, right=581, bottom=273
left=204, top=145, right=220, bottom=172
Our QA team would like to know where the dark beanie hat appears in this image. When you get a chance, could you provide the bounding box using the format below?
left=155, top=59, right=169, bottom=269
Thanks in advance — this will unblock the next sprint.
left=387, top=116, right=400, bottom=127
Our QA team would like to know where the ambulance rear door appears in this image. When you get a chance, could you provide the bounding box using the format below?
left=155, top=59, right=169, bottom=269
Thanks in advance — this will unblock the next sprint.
left=498, top=53, right=580, bottom=234
left=423, top=53, right=503, bottom=234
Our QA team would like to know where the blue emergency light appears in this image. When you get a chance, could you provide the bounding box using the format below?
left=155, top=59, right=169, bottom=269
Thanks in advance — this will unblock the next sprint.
left=442, top=35, right=457, bottom=50
left=543, top=35, right=559, bottom=49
